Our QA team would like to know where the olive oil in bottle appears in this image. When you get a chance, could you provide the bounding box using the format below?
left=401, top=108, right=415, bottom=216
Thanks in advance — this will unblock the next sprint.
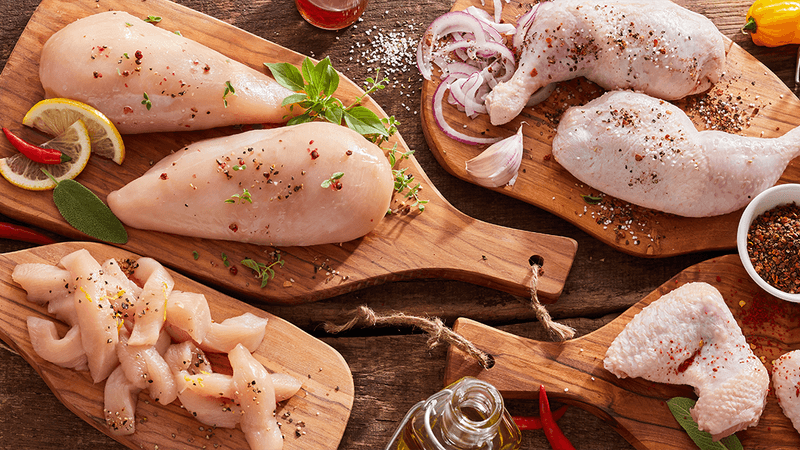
left=385, top=377, right=521, bottom=450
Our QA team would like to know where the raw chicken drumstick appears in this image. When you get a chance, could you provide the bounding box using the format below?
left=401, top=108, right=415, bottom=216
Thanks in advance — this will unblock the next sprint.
left=39, top=11, right=295, bottom=134
left=484, top=0, right=725, bottom=125
left=605, top=282, right=769, bottom=440
left=552, top=90, right=800, bottom=217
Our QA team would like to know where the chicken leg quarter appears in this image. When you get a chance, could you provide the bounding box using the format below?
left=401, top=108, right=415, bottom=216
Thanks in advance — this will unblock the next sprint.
left=484, top=0, right=725, bottom=125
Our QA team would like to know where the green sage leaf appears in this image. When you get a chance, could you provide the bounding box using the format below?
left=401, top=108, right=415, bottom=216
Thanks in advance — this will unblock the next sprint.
left=581, top=194, right=602, bottom=205
left=667, top=397, right=743, bottom=450
left=264, top=62, right=305, bottom=92
left=51, top=178, right=128, bottom=244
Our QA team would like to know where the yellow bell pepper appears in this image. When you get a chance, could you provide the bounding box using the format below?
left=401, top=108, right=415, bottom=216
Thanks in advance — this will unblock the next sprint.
left=741, top=0, right=800, bottom=47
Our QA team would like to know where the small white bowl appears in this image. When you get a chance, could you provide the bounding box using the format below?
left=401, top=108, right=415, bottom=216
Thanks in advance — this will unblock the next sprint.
left=737, top=184, right=800, bottom=303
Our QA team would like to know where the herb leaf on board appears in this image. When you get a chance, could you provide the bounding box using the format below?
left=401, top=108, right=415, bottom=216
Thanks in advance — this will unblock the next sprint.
left=667, top=397, right=743, bottom=450
left=43, top=169, right=127, bottom=244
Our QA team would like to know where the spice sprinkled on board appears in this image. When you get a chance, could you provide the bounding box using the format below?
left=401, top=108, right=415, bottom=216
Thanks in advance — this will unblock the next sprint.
left=747, top=202, right=800, bottom=293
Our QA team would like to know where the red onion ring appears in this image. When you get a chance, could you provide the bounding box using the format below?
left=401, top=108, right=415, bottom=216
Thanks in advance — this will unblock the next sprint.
left=432, top=75, right=502, bottom=145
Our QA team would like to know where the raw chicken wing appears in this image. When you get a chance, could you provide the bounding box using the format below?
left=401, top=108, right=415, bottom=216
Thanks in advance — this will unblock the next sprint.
left=604, top=282, right=769, bottom=440
left=39, top=11, right=295, bottom=134
left=552, top=91, right=800, bottom=217
left=485, top=0, right=725, bottom=125
left=107, top=122, right=394, bottom=246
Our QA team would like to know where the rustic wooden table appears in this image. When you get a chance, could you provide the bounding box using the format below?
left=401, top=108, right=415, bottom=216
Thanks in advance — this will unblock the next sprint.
left=0, top=0, right=795, bottom=449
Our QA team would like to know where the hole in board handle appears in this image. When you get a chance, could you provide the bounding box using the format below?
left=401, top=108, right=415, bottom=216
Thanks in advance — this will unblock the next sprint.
left=528, top=255, right=544, bottom=267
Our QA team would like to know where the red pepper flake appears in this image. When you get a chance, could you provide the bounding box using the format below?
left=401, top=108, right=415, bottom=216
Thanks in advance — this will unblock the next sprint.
left=93, top=71, right=103, bottom=78
left=310, top=150, right=319, bottom=160
left=716, top=276, right=722, bottom=282
left=203, top=64, right=210, bottom=72
left=543, top=154, right=552, bottom=161
left=229, top=223, right=238, bottom=232
left=135, top=50, right=143, bottom=60
left=229, top=266, right=238, bottom=275
left=530, top=68, right=538, bottom=77
left=159, top=173, right=168, bottom=180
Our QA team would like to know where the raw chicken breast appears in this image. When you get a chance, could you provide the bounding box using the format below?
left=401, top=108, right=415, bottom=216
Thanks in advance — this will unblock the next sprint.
left=163, top=341, right=212, bottom=375
left=230, top=343, right=283, bottom=450
left=175, top=383, right=242, bottom=429
left=101, top=258, right=141, bottom=326
left=771, top=350, right=800, bottom=434
left=39, top=11, right=295, bottom=134
left=59, top=249, right=120, bottom=383
left=104, top=365, right=142, bottom=436
left=485, top=0, right=725, bottom=125
left=26, top=316, right=88, bottom=371
left=128, top=257, right=175, bottom=347
left=200, top=312, right=268, bottom=353
left=180, top=372, right=236, bottom=398
left=107, top=122, right=393, bottom=246
left=553, top=90, right=800, bottom=217
left=604, top=282, right=769, bottom=440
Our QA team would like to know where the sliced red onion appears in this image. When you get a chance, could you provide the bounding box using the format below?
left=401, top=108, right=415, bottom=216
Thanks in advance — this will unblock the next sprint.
left=465, top=6, right=516, bottom=35
left=465, top=124, right=524, bottom=187
left=513, top=3, right=540, bottom=52
left=417, top=11, right=487, bottom=80
left=432, top=77, right=503, bottom=145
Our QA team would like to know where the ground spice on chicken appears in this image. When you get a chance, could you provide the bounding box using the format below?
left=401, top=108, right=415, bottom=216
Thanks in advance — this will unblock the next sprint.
left=747, top=202, right=800, bottom=293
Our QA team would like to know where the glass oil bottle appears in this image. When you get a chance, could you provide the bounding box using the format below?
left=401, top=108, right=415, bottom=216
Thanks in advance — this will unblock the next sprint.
left=385, top=376, right=521, bottom=450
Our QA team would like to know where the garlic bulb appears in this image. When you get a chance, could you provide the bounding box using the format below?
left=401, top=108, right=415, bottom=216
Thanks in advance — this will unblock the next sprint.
left=465, top=124, right=524, bottom=187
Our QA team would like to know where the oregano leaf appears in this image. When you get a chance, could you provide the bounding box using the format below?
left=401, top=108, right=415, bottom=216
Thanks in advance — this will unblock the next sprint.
left=667, top=397, right=743, bottom=450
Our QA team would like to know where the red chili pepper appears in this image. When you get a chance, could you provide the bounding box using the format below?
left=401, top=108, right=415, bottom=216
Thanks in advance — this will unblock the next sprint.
left=0, top=222, right=57, bottom=245
left=2, top=127, right=71, bottom=164
left=512, top=405, right=568, bottom=430
left=539, top=385, right=576, bottom=450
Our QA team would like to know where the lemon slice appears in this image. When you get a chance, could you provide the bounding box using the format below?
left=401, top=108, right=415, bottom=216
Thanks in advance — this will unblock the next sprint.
left=0, top=120, right=92, bottom=190
left=23, top=98, right=125, bottom=165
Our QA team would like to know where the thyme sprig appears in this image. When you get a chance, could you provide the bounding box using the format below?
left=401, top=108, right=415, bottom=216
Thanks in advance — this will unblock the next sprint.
left=225, top=188, right=252, bottom=204
left=242, top=254, right=285, bottom=288
left=387, top=146, right=428, bottom=213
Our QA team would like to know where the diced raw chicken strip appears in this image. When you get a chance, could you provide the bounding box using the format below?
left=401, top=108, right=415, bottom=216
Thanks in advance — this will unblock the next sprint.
left=163, top=341, right=212, bottom=375
left=104, top=365, right=142, bottom=436
left=39, top=11, right=296, bottom=134
left=116, top=331, right=177, bottom=404
left=26, top=316, right=88, bottom=371
left=116, top=331, right=148, bottom=389
left=270, top=373, right=303, bottom=403
left=179, top=372, right=236, bottom=398
left=771, top=350, right=800, bottom=434
left=100, top=258, right=141, bottom=327
left=176, top=374, right=242, bottom=429
left=59, top=249, right=120, bottom=383
left=12, top=263, right=72, bottom=305
left=604, top=282, right=769, bottom=440
left=107, top=122, right=394, bottom=247
left=166, top=291, right=212, bottom=344
left=230, top=343, right=283, bottom=450
left=200, top=312, right=268, bottom=353
left=46, top=294, right=79, bottom=327
left=128, top=258, right=175, bottom=346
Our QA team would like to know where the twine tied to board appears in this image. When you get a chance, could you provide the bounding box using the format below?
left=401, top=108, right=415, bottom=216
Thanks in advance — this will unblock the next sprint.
left=323, top=305, right=495, bottom=369
left=529, top=263, right=575, bottom=341
left=323, top=263, right=575, bottom=369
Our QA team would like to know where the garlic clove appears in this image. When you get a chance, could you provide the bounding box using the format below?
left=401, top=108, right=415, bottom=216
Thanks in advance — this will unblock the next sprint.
left=465, top=124, right=524, bottom=188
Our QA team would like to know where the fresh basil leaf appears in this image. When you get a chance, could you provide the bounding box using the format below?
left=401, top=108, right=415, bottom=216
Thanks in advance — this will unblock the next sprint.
left=301, top=58, right=317, bottom=90
left=264, top=62, right=305, bottom=92
left=322, top=64, right=339, bottom=97
left=324, top=105, right=344, bottom=125
left=667, top=398, right=743, bottom=450
left=343, top=106, right=389, bottom=137
left=288, top=114, right=313, bottom=126
left=281, top=92, right=308, bottom=107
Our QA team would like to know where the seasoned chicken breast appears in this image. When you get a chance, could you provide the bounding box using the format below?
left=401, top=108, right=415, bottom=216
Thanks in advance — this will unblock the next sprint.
left=107, top=122, right=394, bottom=246
left=39, top=11, right=295, bottom=133
left=552, top=90, right=800, bottom=217
left=605, top=282, right=769, bottom=440
left=485, top=0, right=725, bottom=125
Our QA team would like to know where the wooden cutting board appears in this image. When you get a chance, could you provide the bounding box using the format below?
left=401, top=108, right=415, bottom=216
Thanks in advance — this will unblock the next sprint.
left=444, top=254, right=800, bottom=449
left=422, top=0, right=800, bottom=258
left=0, top=0, right=578, bottom=304
left=0, top=242, right=354, bottom=450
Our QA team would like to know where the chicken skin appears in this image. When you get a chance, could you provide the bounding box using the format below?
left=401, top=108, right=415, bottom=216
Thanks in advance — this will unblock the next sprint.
left=39, top=11, right=295, bottom=134
left=485, top=0, right=725, bottom=125
left=552, top=90, right=800, bottom=217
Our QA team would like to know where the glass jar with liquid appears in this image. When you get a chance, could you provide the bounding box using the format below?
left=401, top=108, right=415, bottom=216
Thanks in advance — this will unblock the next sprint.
left=385, top=377, right=522, bottom=450
left=295, top=0, right=369, bottom=30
